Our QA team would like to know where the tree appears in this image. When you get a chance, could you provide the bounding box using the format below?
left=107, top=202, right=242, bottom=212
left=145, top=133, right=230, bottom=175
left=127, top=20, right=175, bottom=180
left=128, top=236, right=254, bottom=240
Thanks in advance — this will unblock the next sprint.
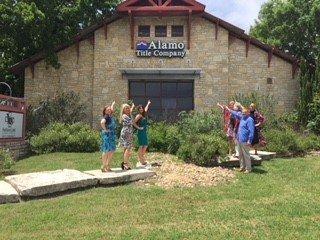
left=250, top=0, right=320, bottom=124
left=0, top=0, right=121, bottom=97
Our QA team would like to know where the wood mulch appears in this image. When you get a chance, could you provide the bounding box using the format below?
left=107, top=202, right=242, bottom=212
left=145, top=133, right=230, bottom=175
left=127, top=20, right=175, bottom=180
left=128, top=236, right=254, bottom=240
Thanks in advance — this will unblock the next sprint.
left=136, top=153, right=236, bottom=189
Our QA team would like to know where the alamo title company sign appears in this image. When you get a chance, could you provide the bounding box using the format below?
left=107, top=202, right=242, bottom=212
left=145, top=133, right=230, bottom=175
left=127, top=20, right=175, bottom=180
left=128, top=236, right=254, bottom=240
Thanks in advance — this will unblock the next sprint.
left=0, top=111, right=23, bottom=139
left=136, top=40, right=186, bottom=58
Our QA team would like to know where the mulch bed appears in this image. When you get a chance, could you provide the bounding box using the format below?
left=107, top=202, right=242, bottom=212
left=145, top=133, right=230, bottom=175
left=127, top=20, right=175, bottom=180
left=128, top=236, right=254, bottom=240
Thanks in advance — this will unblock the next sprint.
left=136, top=153, right=236, bottom=189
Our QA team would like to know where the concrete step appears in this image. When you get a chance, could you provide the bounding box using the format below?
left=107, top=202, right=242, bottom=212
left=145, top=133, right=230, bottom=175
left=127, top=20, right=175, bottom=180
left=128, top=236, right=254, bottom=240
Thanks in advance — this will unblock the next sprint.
left=84, top=168, right=156, bottom=185
left=249, top=151, right=277, bottom=161
left=0, top=181, right=20, bottom=204
left=217, top=155, right=262, bottom=168
left=5, top=169, right=98, bottom=198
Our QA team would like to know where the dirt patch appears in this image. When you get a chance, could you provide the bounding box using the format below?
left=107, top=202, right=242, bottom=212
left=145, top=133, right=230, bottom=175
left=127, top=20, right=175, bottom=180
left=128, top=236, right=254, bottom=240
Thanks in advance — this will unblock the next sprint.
left=136, top=153, right=236, bottom=189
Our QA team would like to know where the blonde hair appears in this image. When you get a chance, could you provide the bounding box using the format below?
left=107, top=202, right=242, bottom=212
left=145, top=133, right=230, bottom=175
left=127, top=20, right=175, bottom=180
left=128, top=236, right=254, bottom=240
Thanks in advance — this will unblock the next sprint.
left=250, top=103, right=256, bottom=109
left=119, top=104, right=130, bottom=123
left=234, top=102, right=242, bottom=111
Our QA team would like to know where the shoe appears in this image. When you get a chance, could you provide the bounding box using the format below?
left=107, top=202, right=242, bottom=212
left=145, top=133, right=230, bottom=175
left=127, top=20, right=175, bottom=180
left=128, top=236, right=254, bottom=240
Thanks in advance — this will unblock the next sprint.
left=237, top=168, right=245, bottom=172
left=244, top=170, right=251, bottom=174
left=121, top=162, right=131, bottom=171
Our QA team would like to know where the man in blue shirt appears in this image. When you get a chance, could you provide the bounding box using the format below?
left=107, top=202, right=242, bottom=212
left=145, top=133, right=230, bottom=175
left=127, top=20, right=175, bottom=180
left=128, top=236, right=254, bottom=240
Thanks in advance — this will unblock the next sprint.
left=230, top=107, right=255, bottom=173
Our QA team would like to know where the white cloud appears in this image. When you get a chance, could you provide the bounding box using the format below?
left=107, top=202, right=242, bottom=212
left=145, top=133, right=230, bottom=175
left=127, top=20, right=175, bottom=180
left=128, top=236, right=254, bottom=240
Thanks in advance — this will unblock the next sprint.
left=198, top=0, right=267, bottom=32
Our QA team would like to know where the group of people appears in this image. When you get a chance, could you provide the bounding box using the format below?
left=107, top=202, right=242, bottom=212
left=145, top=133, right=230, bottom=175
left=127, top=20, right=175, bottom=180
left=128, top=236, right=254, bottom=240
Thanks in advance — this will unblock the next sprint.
left=100, top=99, right=266, bottom=174
left=100, top=100, right=151, bottom=172
left=217, top=101, right=266, bottom=173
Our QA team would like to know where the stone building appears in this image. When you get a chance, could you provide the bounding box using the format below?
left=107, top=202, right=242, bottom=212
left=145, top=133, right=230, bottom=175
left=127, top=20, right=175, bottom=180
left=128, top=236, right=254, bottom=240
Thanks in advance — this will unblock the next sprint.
left=10, top=0, right=300, bottom=126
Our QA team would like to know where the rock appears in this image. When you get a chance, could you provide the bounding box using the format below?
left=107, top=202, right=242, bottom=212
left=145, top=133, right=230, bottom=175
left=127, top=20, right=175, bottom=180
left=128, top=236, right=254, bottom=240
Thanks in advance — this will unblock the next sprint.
left=5, top=169, right=98, bottom=198
left=0, top=181, right=20, bottom=204
left=84, top=168, right=156, bottom=185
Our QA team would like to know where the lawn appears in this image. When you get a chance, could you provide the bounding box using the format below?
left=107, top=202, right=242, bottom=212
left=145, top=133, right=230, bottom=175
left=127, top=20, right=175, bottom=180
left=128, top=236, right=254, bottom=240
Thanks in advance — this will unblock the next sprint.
left=0, top=152, right=319, bottom=240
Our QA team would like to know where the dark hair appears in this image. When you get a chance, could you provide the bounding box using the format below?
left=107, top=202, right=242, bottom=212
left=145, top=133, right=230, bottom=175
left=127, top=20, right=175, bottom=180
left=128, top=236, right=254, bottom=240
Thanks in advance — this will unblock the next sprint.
left=102, top=107, right=108, bottom=116
left=229, top=115, right=236, bottom=129
left=137, top=105, right=146, bottom=117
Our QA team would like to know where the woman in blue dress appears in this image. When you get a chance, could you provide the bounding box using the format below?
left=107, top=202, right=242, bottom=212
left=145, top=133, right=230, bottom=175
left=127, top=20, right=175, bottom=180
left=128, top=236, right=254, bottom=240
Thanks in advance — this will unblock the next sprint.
left=134, top=100, right=151, bottom=167
left=100, top=101, right=116, bottom=172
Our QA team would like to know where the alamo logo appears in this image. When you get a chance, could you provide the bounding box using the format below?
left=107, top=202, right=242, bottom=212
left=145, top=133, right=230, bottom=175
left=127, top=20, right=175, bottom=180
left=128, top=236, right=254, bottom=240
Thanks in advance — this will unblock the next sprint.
left=136, top=40, right=186, bottom=58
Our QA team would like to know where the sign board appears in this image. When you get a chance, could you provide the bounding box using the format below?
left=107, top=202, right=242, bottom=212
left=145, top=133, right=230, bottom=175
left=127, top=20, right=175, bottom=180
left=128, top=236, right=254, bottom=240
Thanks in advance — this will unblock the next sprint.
left=0, top=111, right=24, bottom=139
left=136, top=40, right=186, bottom=58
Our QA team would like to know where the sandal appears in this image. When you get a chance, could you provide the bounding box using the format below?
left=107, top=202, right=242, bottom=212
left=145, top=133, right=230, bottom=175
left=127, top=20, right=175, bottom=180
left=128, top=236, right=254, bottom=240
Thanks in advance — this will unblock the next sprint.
left=121, top=162, right=131, bottom=171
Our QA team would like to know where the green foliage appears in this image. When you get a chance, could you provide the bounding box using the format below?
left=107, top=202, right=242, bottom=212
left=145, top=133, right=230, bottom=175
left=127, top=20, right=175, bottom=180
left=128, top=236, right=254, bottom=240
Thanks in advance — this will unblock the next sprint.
left=177, top=133, right=228, bottom=167
left=30, top=122, right=100, bottom=154
left=299, top=133, right=320, bottom=152
left=0, top=0, right=120, bottom=96
left=264, top=129, right=305, bottom=156
left=26, top=91, right=88, bottom=136
left=307, top=92, right=320, bottom=134
left=0, top=149, right=15, bottom=172
left=148, top=122, right=180, bottom=154
left=178, top=110, right=223, bottom=135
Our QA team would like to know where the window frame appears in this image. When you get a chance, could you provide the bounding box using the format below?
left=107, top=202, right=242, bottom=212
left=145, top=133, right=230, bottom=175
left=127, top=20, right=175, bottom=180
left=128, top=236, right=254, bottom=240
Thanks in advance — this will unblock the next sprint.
left=138, top=25, right=151, bottom=37
left=128, top=80, right=194, bottom=121
left=171, top=25, right=184, bottom=37
left=155, top=25, right=167, bottom=37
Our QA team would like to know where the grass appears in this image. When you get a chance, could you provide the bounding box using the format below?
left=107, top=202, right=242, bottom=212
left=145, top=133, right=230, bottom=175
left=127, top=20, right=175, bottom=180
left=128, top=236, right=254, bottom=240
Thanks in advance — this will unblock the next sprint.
left=0, top=152, right=319, bottom=240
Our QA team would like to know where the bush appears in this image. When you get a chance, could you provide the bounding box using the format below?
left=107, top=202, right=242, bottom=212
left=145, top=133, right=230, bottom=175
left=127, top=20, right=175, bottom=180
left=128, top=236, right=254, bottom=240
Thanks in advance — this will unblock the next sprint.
left=178, top=110, right=222, bottom=136
left=307, top=92, right=320, bottom=134
left=0, top=149, right=15, bottom=173
left=30, top=123, right=100, bottom=154
left=147, top=122, right=180, bottom=154
left=177, top=133, right=228, bottom=167
left=298, top=133, right=320, bottom=152
left=27, top=91, right=88, bottom=136
left=264, top=129, right=305, bottom=156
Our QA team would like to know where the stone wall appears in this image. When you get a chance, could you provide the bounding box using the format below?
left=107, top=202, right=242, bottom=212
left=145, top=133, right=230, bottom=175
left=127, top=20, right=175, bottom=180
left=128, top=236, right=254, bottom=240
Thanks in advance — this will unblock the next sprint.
left=0, top=141, right=29, bottom=160
left=24, top=39, right=94, bottom=124
left=228, top=36, right=299, bottom=112
left=23, top=15, right=299, bottom=127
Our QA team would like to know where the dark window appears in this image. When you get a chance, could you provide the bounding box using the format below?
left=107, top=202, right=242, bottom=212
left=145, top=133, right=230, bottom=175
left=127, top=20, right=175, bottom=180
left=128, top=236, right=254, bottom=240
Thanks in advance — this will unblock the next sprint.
left=155, top=25, right=167, bottom=37
left=171, top=25, right=184, bottom=37
left=129, top=80, right=194, bottom=121
left=138, top=25, right=150, bottom=37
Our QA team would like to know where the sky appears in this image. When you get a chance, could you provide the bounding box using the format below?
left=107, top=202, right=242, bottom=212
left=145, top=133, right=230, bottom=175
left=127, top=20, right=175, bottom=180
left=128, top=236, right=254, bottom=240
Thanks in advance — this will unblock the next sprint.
left=198, top=0, right=268, bottom=32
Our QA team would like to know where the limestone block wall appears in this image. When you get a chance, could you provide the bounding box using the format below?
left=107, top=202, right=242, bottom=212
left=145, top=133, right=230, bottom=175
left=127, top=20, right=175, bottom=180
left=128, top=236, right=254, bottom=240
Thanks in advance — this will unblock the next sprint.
left=24, top=39, right=94, bottom=123
left=92, top=16, right=230, bottom=126
left=228, top=36, right=299, bottom=112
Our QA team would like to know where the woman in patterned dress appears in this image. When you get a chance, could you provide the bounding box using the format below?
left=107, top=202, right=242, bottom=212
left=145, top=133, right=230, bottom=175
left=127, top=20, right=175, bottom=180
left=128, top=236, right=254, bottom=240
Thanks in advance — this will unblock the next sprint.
left=249, top=103, right=266, bottom=155
left=119, top=103, right=143, bottom=170
left=134, top=100, right=151, bottom=167
left=100, top=101, right=116, bottom=172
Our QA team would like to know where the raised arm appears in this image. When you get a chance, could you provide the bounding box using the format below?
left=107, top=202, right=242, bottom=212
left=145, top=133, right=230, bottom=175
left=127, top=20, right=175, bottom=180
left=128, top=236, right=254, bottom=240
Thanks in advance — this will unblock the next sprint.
left=130, top=103, right=135, bottom=114
left=217, top=103, right=224, bottom=110
left=145, top=100, right=151, bottom=112
left=110, top=101, right=115, bottom=112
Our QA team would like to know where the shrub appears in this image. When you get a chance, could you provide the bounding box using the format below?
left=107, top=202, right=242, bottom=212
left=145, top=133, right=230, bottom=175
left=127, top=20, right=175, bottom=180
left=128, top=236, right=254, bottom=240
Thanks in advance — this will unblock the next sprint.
left=307, top=92, right=320, bottom=134
left=178, top=110, right=222, bottom=136
left=264, top=129, right=305, bottom=156
left=298, top=133, right=320, bottom=152
left=177, top=133, right=228, bottom=167
left=26, top=91, right=88, bottom=136
left=0, top=149, right=15, bottom=173
left=30, top=123, right=100, bottom=154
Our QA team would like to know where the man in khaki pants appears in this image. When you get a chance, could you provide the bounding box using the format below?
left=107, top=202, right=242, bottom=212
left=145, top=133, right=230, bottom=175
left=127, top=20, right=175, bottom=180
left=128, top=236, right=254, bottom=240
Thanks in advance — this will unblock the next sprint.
left=228, top=107, right=255, bottom=173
